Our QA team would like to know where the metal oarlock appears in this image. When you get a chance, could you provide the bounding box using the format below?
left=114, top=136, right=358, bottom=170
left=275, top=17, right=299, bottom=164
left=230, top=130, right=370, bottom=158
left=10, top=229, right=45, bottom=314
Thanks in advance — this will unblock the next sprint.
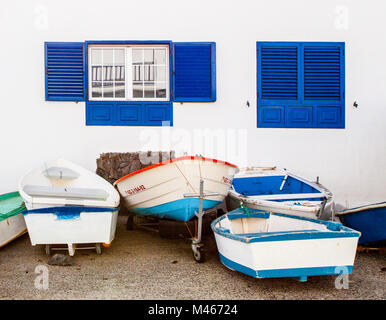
left=184, top=179, right=220, bottom=262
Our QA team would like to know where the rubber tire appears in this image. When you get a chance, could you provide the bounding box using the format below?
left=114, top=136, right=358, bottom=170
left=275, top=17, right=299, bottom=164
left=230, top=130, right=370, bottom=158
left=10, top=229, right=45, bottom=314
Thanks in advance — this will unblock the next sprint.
left=193, top=247, right=206, bottom=263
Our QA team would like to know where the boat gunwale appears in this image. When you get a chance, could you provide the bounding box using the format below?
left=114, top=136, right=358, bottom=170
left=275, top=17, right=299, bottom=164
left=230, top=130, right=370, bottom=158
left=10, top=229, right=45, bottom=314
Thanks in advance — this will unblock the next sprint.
left=0, top=192, right=26, bottom=220
left=336, top=201, right=386, bottom=216
left=113, top=156, right=239, bottom=185
left=22, top=205, right=119, bottom=216
left=211, top=211, right=361, bottom=244
left=229, top=168, right=334, bottom=214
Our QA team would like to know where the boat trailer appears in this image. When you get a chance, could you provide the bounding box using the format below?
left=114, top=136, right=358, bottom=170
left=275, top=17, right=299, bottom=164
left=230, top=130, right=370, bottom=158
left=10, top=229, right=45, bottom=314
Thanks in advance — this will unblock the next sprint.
left=183, top=179, right=220, bottom=263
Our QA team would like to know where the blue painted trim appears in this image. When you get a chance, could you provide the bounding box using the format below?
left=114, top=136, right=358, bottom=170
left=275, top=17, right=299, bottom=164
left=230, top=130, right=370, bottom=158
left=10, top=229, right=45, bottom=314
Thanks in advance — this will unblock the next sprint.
left=211, top=209, right=360, bottom=243
left=23, top=206, right=118, bottom=220
left=86, top=101, right=173, bottom=126
left=218, top=253, right=353, bottom=280
left=256, top=41, right=345, bottom=129
left=131, top=198, right=221, bottom=222
left=172, top=42, right=216, bottom=102
left=227, top=209, right=270, bottom=220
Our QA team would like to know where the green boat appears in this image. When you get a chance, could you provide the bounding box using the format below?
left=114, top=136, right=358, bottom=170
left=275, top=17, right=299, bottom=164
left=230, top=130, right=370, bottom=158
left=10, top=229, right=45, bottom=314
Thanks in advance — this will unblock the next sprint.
left=0, top=192, right=27, bottom=247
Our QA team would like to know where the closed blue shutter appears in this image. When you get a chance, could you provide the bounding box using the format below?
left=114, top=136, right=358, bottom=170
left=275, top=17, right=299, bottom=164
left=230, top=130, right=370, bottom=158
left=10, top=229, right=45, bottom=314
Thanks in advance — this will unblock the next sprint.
left=45, top=42, right=85, bottom=101
left=260, top=45, right=298, bottom=101
left=304, top=46, right=342, bottom=101
left=172, top=42, right=216, bottom=102
left=257, top=42, right=345, bottom=128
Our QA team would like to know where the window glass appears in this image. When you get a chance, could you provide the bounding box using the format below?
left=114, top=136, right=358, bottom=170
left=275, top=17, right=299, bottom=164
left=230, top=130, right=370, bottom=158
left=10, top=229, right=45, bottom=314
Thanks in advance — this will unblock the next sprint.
left=89, top=45, right=169, bottom=100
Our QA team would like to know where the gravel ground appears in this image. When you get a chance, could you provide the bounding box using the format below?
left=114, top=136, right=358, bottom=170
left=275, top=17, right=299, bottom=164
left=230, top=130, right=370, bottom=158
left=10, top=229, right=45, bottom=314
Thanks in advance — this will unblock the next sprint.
left=0, top=215, right=385, bottom=300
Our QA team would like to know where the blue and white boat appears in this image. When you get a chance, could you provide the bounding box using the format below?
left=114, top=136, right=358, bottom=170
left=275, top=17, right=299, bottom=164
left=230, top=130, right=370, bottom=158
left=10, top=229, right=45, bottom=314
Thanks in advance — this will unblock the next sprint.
left=212, top=208, right=360, bottom=281
left=337, top=202, right=386, bottom=246
left=18, top=159, right=120, bottom=256
left=227, top=167, right=334, bottom=219
left=114, top=156, right=239, bottom=222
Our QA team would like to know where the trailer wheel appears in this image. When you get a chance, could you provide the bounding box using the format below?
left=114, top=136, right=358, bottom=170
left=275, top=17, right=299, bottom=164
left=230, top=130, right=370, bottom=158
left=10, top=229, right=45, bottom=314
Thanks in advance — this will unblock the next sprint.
left=45, top=244, right=51, bottom=256
left=193, top=247, right=206, bottom=263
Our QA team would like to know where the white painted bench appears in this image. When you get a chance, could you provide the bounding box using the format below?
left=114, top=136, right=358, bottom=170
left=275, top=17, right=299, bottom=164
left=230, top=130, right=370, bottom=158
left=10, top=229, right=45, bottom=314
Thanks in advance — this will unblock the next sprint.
left=247, top=193, right=325, bottom=201
left=43, top=167, right=80, bottom=179
left=23, top=185, right=109, bottom=201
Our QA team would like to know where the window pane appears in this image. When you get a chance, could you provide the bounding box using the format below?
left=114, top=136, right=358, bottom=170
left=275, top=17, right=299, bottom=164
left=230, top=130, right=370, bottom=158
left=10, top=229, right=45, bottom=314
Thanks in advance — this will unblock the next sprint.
left=144, top=49, right=154, bottom=65
left=103, top=66, right=114, bottom=81
left=133, top=81, right=143, bottom=98
left=103, top=49, right=114, bottom=66
left=156, top=82, right=166, bottom=98
left=144, top=83, right=155, bottom=98
left=155, top=66, right=166, bottom=82
left=92, top=49, right=102, bottom=65
left=92, top=82, right=102, bottom=97
left=92, top=66, right=102, bottom=81
left=144, top=65, right=154, bottom=82
left=115, top=82, right=125, bottom=98
left=103, top=82, right=114, bottom=98
left=154, top=49, right=166, bottom=65
left=132, top=49, right=143, bottom=65
left=115, top=66, right=125, bottom=81
left=114, top=49, right=125, bottom=65
left=132, top=65, right=143, bottom=81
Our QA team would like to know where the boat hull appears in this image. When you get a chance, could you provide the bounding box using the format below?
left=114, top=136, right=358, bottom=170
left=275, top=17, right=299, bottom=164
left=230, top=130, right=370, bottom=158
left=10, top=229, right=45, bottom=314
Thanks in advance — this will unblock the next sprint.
left=212, top=210, right=360, bottom=281
left=0, top=192, right=27, bottom=247
left=338, top=203, right=386, bottom=246
left=131, top=198, right=221, bottom=221
left=115, top=156, right=238, bottom=222
left=0, top=213, right=27, bottom=248
left=23, top=206, right=118, bottom=246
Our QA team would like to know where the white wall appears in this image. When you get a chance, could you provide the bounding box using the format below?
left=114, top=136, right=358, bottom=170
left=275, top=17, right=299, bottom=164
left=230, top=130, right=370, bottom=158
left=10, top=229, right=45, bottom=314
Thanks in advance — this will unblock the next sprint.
left=0, top=0, right=385, bottom=207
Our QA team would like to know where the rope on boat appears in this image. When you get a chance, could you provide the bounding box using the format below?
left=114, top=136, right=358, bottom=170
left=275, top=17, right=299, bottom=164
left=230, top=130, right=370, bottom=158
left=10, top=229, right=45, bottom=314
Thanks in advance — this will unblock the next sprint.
left=240, top=201, right=250, bottom=217
left=184, top=221, right=194, bottom=239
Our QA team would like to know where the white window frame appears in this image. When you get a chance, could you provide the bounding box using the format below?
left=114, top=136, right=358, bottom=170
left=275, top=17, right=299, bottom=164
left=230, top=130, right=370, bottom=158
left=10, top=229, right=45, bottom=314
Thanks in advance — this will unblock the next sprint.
left=88, top=44, right=170, bottom=101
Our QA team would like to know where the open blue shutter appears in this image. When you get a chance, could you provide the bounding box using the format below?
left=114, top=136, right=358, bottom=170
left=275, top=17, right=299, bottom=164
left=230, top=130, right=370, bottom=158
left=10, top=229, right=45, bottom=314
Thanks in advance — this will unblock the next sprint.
left=45, top=42, right=86, bottom=101
left=172, top=42, right=216, bottom=102
left=257, top=42, right=344, bottom=128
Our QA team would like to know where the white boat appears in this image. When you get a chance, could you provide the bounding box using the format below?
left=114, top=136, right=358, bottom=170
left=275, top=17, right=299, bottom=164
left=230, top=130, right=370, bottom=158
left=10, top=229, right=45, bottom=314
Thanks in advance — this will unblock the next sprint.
left=114, top=156, right=239, bottom=222
left=0, top=192, right=27, bottom=248
left=227, top=167, right=334, bottom=219
left=212, top=208, right=360, bottom=281
left=18, top=159, right=120, bottom=256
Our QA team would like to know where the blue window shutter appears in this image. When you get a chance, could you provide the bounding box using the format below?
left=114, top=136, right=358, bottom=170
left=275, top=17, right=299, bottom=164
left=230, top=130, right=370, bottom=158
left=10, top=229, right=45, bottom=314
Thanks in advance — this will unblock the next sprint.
left=260, top=45, right=298, bottom=101
left=304, top=45, right=342, bottom=101
left=172, top=42, right=216, bottom=102
left=45, top=42, right=86, bottom=101
left=257, top=42, right=345, bottom=128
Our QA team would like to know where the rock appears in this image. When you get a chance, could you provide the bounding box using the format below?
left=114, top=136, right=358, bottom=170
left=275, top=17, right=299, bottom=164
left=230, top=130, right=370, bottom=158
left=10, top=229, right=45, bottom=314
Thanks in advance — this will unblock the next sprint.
left=95, top=151, right=175, bottom=185
left=48, top=254, right=74, bottom=266
left=129, top=159, right=142, bottom=173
